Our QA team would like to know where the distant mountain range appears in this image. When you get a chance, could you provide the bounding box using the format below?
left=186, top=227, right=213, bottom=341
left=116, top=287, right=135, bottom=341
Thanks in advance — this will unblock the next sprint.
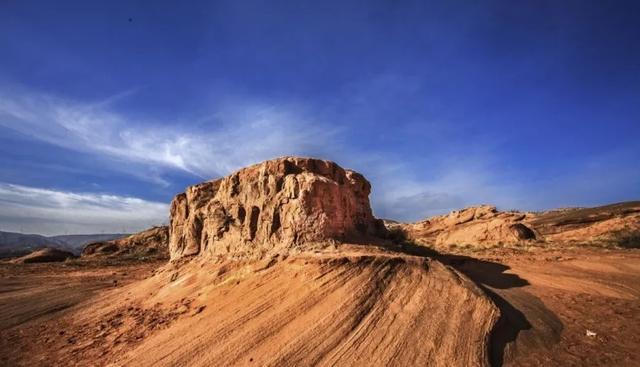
left=0, top=231, right=128, bottom=258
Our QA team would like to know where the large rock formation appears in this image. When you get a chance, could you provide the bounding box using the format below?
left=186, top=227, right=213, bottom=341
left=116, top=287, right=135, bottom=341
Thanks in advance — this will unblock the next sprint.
left=82, top=226, right=169, bottom=259
left=169, top=157, right=384, bottom=260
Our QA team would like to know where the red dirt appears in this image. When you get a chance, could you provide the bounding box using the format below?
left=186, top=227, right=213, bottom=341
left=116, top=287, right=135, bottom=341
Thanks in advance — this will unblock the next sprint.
left=0, top=246, right=638, bottom=366
left=446, top=247, right=640, bottom=366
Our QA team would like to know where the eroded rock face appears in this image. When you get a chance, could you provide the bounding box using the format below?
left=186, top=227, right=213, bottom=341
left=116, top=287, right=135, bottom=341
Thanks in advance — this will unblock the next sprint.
left=82, top=226, right=169, bottom=259
left=527, top=201, right=640, bottom=247
left=399, top=205, right=538, bottom=249
left=400, top=201, right=640, bottom=250
left=169, top=157, right=384, bottom=260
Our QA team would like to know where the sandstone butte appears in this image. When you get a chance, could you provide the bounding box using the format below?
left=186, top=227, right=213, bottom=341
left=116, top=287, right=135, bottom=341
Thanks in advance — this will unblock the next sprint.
left=169, top=157, right=386, bottom=260
left=66, top=157, right=501, bottom=367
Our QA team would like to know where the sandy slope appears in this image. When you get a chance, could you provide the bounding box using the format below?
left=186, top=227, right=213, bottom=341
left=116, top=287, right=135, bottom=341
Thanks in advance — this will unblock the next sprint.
left=75, top=248, right=498, bottom=367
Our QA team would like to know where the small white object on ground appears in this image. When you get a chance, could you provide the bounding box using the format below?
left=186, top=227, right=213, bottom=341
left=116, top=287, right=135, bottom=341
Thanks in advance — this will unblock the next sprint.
left=586, top=329, right=597, bottom=337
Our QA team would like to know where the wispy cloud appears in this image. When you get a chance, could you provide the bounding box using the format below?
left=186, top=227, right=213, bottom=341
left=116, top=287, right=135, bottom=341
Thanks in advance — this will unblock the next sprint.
left=0, top=87, right=339, bottom=179
left=0, top=183, right=168, bottom=236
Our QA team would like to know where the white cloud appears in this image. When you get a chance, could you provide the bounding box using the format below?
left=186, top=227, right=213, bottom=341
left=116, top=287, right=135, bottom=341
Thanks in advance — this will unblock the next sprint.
left=0, top=87, right=339, bottom=179
left=0, top=183, right=168, bottom=236
left=0, top=87, right=355, bottom=233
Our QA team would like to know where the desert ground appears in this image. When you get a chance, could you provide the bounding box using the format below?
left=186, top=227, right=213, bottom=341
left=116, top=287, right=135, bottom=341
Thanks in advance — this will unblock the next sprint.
left=1, top=246, right=639, bottom=366
left=0, top=259, right=162, bottom=366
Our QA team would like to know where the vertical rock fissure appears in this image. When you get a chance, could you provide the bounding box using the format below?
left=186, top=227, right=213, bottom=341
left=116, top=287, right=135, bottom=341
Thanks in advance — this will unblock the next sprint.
left=271, top=208, right=281, bottom=235
left=249, top=206, right=260, bottom=240
left=238, top=206, right=246, bottom=225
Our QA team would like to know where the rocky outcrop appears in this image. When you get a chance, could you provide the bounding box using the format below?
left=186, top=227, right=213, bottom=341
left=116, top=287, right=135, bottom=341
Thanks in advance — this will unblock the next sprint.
left=400, top=201, right=640, bottom=250
left=169, top=157, right=385, bottom=260
left=13, top=247, right=77, bottom=263
left=82, top=226, right=169, bottom=259
left=399, top=205, right=537, bottom=249
left=527, top=201, right=640, bottom=247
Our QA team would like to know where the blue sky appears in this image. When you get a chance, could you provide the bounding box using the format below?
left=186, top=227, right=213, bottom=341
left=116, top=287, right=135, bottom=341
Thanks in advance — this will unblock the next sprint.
left=1, top=1, right=639, bottom=235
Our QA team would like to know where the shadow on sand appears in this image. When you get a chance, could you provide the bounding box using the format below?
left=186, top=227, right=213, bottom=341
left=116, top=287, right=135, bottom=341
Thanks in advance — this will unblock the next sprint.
left=387, top=242, right=533, bottom=367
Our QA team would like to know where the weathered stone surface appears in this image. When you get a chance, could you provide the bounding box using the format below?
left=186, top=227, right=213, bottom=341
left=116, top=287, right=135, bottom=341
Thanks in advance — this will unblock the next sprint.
left=400, top=201, right=640, bottom=250
left=527, top=202, right=640, bottom=246
left=82, top=226, right=169, bottom=259
left=398, top=205, right=538, bottom=249
left=169, top=157, right=384, bottom=260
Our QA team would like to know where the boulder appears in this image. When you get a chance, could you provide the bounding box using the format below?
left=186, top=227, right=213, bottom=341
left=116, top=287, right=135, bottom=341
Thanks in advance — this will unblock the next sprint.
left=435, top=218, right=537, bottom=247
